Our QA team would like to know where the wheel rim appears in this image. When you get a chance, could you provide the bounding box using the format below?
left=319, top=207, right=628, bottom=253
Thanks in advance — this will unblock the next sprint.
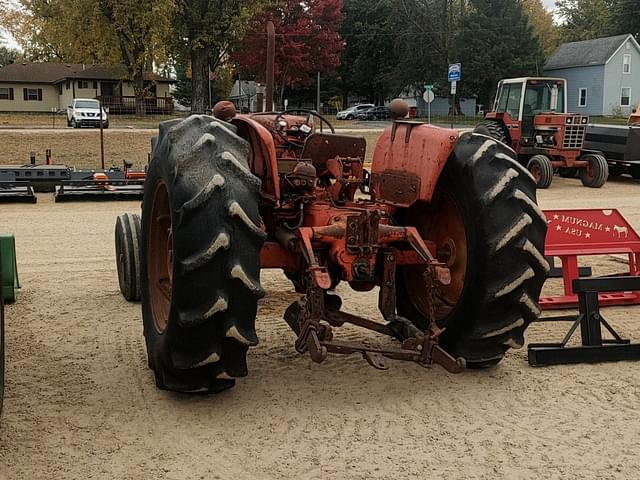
left=148, top=180, right=173, bottom=334
left=529, top=162, right=541, bottom=183
left=402, top=184, right=467, bottom=322
left=584, top=157, right=595, bottom=181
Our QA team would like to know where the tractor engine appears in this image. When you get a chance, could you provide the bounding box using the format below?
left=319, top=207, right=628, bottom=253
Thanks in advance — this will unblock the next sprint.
left=532, top=114, right=589, bottom=150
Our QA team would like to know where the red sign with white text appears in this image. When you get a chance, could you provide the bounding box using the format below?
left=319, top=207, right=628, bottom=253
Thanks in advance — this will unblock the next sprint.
left=545, top=209, right=640, bottom=256
left=542, top=209, right=640, bottom=309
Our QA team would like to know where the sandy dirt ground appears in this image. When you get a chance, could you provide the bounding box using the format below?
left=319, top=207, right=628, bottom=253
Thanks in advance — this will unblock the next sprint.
left=1, top=176, right=640, bottom=479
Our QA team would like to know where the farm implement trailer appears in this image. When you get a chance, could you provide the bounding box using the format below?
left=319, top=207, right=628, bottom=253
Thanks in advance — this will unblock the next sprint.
left=0, top=150, right=145, bottom=203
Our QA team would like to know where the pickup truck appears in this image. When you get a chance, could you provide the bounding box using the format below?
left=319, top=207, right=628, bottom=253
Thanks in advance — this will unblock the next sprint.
left=67, top=98, right=109, bottom=128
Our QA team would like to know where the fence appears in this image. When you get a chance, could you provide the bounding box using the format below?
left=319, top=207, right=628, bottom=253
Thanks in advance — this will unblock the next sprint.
left=97, top=96, right=174, bottom=115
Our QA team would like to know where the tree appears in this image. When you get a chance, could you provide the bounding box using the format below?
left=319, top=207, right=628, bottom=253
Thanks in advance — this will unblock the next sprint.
left=337, top=0, right=398, bottom=105
left=521, top=0, right=559, bottom=58
left=173, top=0, right=266, bottom=113
left=555, top=0, right=614, bottom=42
left=232, top=0, right=343, bottom=109
left=4, top=0, right=173, bottom=114
left=456, top=0, right=544, bottom=109
left=609, top=0, right=640, bottom=39
left=97, top=0, right=174, bottom=113
left=0, top=46, right=18, bottom=67
left=0, top=0, right=120, bottom=62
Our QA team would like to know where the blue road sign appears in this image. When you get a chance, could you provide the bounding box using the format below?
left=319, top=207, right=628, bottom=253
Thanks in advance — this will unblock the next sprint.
left=448, top=63, right=461, bottom=82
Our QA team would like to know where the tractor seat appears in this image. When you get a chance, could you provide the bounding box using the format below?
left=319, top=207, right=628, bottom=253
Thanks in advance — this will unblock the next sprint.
left=301, top=133, right=367, bottom=169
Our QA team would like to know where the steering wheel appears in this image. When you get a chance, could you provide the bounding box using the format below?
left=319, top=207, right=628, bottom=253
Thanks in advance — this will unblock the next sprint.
left=274, top=109, right=335, bottom=148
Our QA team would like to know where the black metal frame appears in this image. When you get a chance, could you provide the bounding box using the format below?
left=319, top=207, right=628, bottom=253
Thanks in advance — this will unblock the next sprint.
left=545, top=255, right=592, bottom=279
left=529, top=276, right=640, bottom=366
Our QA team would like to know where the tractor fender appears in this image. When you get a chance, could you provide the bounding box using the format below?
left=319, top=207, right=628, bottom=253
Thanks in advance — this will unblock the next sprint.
left=231, top=115, right=280, bottom=204
left=371, top=122, right=459, bottom=207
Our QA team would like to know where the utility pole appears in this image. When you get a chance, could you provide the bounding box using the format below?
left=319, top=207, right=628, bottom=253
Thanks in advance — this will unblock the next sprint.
left=316, top=72, right=321, bottom=113
left=208, top=64, right=212, bottom=111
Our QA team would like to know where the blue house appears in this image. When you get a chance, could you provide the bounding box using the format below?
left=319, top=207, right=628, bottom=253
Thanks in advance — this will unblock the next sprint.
left=544, top=34, right=640, bottom=116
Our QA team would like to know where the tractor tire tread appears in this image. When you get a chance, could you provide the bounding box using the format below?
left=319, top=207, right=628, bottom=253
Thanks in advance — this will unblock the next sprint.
left=115, top=212, right=141, bottom=302
left=527, top=154, right=553, bottom=189
left=580, top=154, right=608, bottom=188
left=141, top=115, right=265, bottom=393
left=476, top=120, right=511, bottom=148
left=398, top=132, right=548, bottom=367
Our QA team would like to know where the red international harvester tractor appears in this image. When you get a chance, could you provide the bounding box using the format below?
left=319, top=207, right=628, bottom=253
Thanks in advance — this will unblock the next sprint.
left=478, top=77, right=608, bottom=188
left=114, top=96, right=549, bottom=393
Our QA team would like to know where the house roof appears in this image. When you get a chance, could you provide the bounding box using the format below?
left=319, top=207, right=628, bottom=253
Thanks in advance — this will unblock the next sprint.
left=0, top=62, right=174, bottom=84
left=545, top=34, right=638, bottom=70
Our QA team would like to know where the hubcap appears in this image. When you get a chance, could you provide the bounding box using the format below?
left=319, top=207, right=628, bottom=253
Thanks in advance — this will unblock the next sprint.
left=148, top=181, right=173, bottom=334
left=585, top=158, right=595, bottom=180
left=530, top=163, right=541, bottom=183
left=403, top=185, right=467, bottom=322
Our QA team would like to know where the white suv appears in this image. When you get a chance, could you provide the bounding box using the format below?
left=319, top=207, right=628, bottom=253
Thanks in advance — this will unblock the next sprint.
left=67, top=98, right=109, bottom=128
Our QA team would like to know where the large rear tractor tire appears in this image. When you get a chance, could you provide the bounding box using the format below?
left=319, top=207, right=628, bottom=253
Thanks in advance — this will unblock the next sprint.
left=527, top=154, right=553, bottom=189
left=141, top=115, right=266, bottom=393
left=474, top=120, right=510, bottom=145
left=397, top=132, right=548, bottom=367
left=580, top=154, right=608, bottom=188
left=115, top=212, right=142, bottom=302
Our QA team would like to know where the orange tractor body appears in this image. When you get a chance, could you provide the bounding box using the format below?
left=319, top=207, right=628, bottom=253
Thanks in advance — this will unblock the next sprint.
left=114, top=27, right=548, bottom=394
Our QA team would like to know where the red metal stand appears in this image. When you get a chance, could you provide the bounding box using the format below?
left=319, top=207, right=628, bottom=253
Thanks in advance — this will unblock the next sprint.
left=541, top=209, right=640, bottom=310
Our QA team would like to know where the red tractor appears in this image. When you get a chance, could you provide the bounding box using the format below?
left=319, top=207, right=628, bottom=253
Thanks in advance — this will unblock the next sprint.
left=478, top=77, right=608, bottom=188
left=115, top=99, right=548, bottom=393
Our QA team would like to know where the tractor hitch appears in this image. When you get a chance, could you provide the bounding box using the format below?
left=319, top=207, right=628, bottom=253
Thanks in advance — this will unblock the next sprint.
left=284, top=297, right=465, bottom=373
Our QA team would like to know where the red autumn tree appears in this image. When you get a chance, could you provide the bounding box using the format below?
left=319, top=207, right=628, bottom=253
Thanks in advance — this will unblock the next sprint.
left=232, top=0, right=343, bottom=105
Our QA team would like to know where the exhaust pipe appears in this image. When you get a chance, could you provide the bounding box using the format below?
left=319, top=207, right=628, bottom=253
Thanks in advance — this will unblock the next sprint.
left=265, top=21, right=275, bottom=112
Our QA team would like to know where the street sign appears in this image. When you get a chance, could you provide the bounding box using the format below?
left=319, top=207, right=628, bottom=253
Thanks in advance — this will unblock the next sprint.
left=448, top=63, right=461, bottom=82
left=422, top=90, right=435, bottom=103
left=425, top=84, right=434, bottom=90
left=450, top=80, right=457, bottom=95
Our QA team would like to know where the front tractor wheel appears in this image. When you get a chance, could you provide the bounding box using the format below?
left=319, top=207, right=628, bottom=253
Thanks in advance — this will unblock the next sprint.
left=527, top=154, right=553, bottom=189
left=397, top=132, right=548, bottom=367
left=141, top=115, right=265, bottom=393
left=580, top=154, right=608, bottom=188
left=474, top=120, right=509, bottom=145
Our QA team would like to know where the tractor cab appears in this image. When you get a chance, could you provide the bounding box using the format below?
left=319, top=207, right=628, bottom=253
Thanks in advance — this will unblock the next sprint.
left=489, top=77, right=571, bottom=146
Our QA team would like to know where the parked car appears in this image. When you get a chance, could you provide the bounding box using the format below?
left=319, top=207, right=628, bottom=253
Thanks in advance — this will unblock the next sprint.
left=67, top=98, right=109, bottom=128
left=356, top=106, right=391, bottom=121
left=336, top=103, right=374, bottom=120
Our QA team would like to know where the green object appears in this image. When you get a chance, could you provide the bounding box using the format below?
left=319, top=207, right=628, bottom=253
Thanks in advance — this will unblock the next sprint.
left=425, top=84, right=434, bottom=90
left=0, top=234, right=19, bottom=303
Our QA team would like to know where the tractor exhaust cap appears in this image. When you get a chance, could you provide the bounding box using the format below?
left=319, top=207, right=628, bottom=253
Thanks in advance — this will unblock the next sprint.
left=389, top=99, right=409, bottom=120
left=212, top=101, right=237, bottom=122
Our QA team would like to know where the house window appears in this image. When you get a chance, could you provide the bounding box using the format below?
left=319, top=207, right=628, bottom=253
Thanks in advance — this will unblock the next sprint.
left=92, top=80, right=98, bottom=89
left=578, top=88, right=587, bottom=107
left=66, top=80, right=70, bottom=90
left=0, top=87, right=14, bottom=100
left=623, top=54, right=631, bottom=74
left=23, top=88, right=42, bottom=101
left=78, top=80, right=89, bottom=89
left=621, top=87, right=631, bottom=107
